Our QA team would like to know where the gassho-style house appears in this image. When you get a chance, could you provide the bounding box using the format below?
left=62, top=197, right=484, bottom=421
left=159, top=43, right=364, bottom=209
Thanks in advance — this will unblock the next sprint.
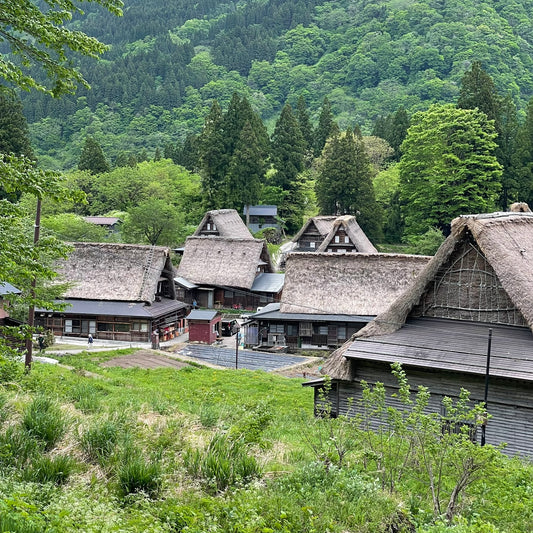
left=305, top=208, right=533, bottom=457
left=244, top=252, right=429, bottom=350
left=36, top=243, right=188, bottom=343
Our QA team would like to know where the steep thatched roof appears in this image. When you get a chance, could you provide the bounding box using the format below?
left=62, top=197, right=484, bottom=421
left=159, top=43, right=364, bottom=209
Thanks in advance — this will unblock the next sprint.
left=280, top=252, right=430, bottom=315
left=177, top=237, right=273, bottom=290
left=316, top=215, right=377, bottom=253
left=57, top=243, right=175, bottom=303
left=322, top=210, right=533, bottom=379
left=193, top=209, right=253, bottom=239
left=292, top=216, right=337, bottom=243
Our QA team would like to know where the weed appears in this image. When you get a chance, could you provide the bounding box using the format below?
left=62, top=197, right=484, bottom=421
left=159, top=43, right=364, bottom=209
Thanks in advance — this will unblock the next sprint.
left=79, top=418, right=119, bottom=464
left=116, top=446, right=162, bottom=498
left=24, top=454, right=78, bottom=485
left=0, top=426, right=41, bottom=469
left=22, top=395, right=67, bottom=450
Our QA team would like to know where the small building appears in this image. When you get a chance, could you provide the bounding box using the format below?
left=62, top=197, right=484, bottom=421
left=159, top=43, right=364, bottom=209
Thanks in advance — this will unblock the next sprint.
left=187, top=309, right=222, bottom=344
left=243, top=205, right=279, bottom=234
left=36, top=243, right=188, bottom=342
left=0, top=281, right=21, bottom=325
left=317, top=215, right=377, bottom=253
left=176, top=236, right=280, bottom=309
left=292, top=215, right=338, bottom=251
left=246, top=252, right=429, bottom=350
left=193, top=209, right=253, bottom=239
left=83, top=216, right=122, bottom=234
left=307, top=209, right=533, bottom=456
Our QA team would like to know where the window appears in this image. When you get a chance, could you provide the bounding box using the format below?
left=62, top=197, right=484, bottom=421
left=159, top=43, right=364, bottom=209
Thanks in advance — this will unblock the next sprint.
left=224, top=290, right=234, bottom=298
left=299, top=322, right=312, bottom=336
left=270, top=324, right=284, bottom=334
left=310, top=241, right=315, bottom=249
left=314, top=325, right=328, bottom=335
left=65, top=319, right=81, bottom=333
left=286, top=324, right=298, bottom=336
left=206, top=223, right=211, bottom=230
left=114, top=323, right=130, bottom=332
left=132, top=322, right=149, bottom=332
left=97, top=322, right=113, bottom=332
left=344, top=236, right=349, bottom=243
left=334, top=235, right=340, bottom=243
left=337, top=326, right=347, bottom=339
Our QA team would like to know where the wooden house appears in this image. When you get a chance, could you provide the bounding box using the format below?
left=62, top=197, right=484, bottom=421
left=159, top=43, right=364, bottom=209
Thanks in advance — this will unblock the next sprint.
left=292, top=215, right=377, bottom=253
left=243, top=205, right=279, bottom=234
left=307, top=210, right=533, bottom=456
left=193, top=209, right=253, bottom=239
left=83, top=216, right=122, bottom=234
left=0, top=281, right=21, bottom=325
left=176, top=237, right=280, bottom=309
left=246, top=252, right=429, bottom=350
left=35, top=243, right=188, bottom=342
left=187, top=309, right=222, bottom=344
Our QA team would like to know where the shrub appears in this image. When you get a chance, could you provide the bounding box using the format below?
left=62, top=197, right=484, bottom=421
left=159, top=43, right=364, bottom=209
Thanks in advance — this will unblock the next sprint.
left=22, top=395, right=67, bottom=450
left=183, top=432, right=261, bottom=493
left=24, top=454, right=78, bottom=485
left=79, top=419, right=119, bottom=464
left=116, top=448, right=162, bottom=498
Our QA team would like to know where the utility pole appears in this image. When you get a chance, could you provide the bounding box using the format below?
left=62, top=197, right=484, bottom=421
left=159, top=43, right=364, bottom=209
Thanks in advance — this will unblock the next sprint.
left=481, top=328, right=493, bottom=446
left=235, top=325, right=241, bottom=369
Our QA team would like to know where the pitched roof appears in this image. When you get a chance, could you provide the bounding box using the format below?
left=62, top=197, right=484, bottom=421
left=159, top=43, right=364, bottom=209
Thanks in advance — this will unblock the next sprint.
left=193, top=209, right=253, bottom=239
left=177, top=237, right=273, bottom=290
left=243, top=205, right=277, bottom=216
left=83, top=216, right=121, bottom=226
left=57, top=243, right=175, bottom=303
left=316, top=215, right=377, bottom=253
left=0, top=281, right=21, bottom=296
left=292, top=216, right=338, bottom=243
left=250, top=273, right=285, bottom=294
left=322, top=210, right=533, bottom=380
left=280, top=252, right=430, bottom=315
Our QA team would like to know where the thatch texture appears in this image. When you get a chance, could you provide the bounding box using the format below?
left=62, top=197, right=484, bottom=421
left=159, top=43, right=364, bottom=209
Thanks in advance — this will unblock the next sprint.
left=57, top=243, right=174, bottom=303
left=193, top=209, right=253, bottom=239
left=280, top=253, right=430, bottom=315
left=316, top=215, right=377, bottom=253
left=177, top=237, right=273, bottom=289
left=292, top=216, right=337, bottom=243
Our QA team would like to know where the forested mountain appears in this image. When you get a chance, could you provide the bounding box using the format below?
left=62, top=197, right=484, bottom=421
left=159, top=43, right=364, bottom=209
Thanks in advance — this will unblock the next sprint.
left=18, top=0, right=533, bottom=170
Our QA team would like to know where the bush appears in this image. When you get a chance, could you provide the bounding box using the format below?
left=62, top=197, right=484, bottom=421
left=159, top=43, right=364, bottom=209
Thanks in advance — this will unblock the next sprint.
left=79, top=419, right=119, bottom=464
left=116, top=448, right=162, bottom=498
left=183, top=432, right=261, bottom=493
left=24, top=454, right=78, bottom=485
left=22, top=395, right=67, bottom=450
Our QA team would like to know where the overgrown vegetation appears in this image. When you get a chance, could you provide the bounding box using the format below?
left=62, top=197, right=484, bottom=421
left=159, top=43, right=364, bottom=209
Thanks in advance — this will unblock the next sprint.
left=0, top=352, right=530, bottom=531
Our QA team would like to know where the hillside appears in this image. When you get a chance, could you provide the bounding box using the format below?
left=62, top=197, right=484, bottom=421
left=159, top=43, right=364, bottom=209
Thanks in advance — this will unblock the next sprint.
left=19, top=0, right=533, bottom=170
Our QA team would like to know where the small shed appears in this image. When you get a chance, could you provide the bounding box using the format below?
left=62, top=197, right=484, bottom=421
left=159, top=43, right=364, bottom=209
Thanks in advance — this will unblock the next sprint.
left=187, top=309, right=221, bottom=344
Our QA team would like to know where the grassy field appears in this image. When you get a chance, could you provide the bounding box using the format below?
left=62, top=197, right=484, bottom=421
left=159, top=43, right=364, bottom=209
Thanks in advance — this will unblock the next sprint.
left=0, top=349, right=531, bottom=532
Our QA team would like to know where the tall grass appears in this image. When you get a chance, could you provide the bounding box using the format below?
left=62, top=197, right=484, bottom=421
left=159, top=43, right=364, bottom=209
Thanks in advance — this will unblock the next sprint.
left=23, top=455, right=78, bottom=485
left=116, top=446, right=162, bottom=498
left=22, top=395, right=67, bottom=450
left=79, top=418, right=119, bottom=464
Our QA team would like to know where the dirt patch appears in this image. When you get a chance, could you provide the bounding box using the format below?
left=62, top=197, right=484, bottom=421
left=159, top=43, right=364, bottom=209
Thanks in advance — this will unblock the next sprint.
left=100, top=350, right=190, bottom=370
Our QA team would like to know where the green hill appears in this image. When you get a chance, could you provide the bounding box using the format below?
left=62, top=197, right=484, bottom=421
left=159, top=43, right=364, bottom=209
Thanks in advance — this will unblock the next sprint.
left=19, top=0, right=533, bottom=169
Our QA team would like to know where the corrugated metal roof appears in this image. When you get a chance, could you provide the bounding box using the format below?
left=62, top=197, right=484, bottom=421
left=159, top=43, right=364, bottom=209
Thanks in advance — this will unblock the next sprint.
left=174, top=276, right=198, bottom=289
left=345, top=317, right=533, bottom=382
left=38, top=298, right=186, bottom=318
left=251, top=302, right=374, bottom=323
left=0, top=281, right=21, bottom=296
left=251, top=273, right=285, bottom=293
left=187, top=309, right=219, bottom=321
left=243, top=205, right=277, bottom=216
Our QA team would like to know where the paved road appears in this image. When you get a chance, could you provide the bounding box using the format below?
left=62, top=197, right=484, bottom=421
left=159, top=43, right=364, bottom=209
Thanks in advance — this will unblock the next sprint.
left=176, top=344, right=312, bottom=372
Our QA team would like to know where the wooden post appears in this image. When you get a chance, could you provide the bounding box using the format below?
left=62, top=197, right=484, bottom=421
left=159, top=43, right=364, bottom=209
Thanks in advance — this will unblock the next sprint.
left=481, top=328, right=492, bottom=446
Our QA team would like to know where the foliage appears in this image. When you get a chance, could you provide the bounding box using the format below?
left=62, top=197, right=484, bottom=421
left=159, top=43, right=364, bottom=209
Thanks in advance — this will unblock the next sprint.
left=78, top=136, right=110, bottom=174
left=41, top=213, right=109, bottom=242
left=116, top=446, right=162, bottom=498
left=405, top=227, right=446, bottom=255
left=399, top=104, right=502, bottom=237
left=23, top=454, right=78, bottom=485
left=22, top=395, right=67, bottom=451
left=79, top=418, right=120, bottom=464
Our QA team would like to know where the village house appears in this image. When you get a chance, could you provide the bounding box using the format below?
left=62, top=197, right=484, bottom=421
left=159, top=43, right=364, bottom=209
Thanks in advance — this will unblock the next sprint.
left=245, top=252, right=429, bottom=350
left=307, top=209, right=533, bottom=456
left=0, top=281, right=21, bottom=328
left=193, top=208, right=254, bottom=239
left=292, top=214, right=377, bottom=253
left=83, top=216, right=122, bottom=235
left=175, top=236, right=282, bottom=309
left=242, top=205, right=279, bottom=234
left=35, top=243, right=188, bottom=343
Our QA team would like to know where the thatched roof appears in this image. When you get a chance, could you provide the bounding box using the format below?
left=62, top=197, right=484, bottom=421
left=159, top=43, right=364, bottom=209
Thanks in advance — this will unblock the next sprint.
left=280, top=252, right=430, bottom=315
left=193, top=209, right=253, bottom=239
left=177, top=237, right=273, bottom=290
left=322, top=210, right=533, bottom=379
left=292, top=216, right=338, bottom=243
left=57, top=243, right=175, bottom=303
left=316, top=215, right=377, bottom=253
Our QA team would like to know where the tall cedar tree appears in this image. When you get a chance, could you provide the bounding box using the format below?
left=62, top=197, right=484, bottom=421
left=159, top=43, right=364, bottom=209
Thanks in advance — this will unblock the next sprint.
left=513, top=98, right=533, bottom=206
left=225, top=120, right=265, bottom=211
left=399, top=104, right=502, bottom=237
left=78, top=136, right=110, bottom=174
left=0, top=89, right=35, bottom=200
left=316, top=129, right=382, bottom=242
left=199, top=100, right=227, bottom=209
left=270, top=103, right=306, bottom=232
left=296, top=95, right=314, bottom=159
left=372, top=107, right=409, bottom=162
left=314, top=96, right=338, bottom=156
left=457, top=61, right=518, bottom=209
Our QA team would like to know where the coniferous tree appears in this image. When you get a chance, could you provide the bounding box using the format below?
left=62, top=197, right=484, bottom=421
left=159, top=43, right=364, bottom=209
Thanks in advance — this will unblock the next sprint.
left=513, top=98, right=533, bottom=206
left=314, top=96, right=338, bottom=156
left=271, top=103, right=306, bottom=232
left=78, top=136, right=110, bottom=174
left=316, top=129, right=382, bottom=241
left=199, top=100, right=227, bottom=209
left=388, top=107, right=409, bottom=161
left=498, top=95, right=520, bottom=209
left=225, top=120, right=266, bottom=212
left=296, top=95, right=314, bottom=158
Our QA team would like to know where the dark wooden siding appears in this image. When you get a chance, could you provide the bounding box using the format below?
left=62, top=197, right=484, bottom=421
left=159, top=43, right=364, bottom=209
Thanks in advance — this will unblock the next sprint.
left=326, top=361, right=533, bottom=457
